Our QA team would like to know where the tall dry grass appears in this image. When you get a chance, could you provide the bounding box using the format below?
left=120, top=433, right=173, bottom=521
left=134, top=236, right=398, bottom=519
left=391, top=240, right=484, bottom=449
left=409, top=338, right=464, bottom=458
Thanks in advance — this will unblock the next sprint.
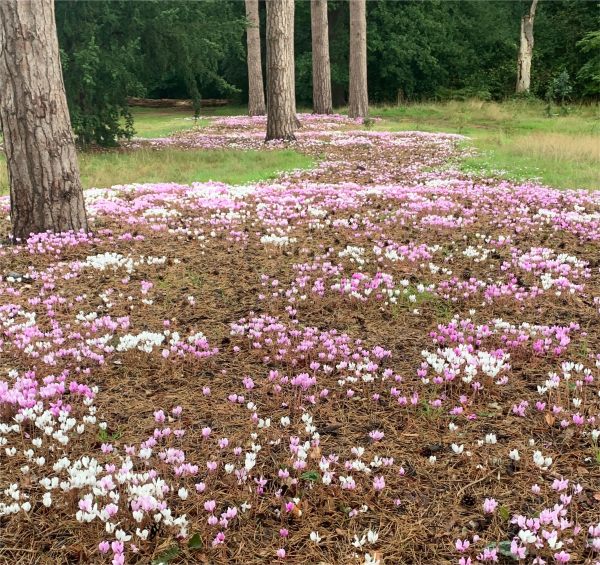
left=510, top=132, right=600, bottom=164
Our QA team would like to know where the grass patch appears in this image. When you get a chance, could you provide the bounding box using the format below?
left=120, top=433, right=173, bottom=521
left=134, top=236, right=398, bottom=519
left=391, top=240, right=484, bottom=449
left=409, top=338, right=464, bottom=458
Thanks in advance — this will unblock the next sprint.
left=370, top=99, right=600, bottom=189
left=130, top=107, right=209, bottom=138
left=0, top=148, right=313, bottom=192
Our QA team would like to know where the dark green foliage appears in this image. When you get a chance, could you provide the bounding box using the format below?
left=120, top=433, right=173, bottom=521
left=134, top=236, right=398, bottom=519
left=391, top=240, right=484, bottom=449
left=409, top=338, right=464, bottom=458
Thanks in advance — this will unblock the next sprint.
left=57, top=1, right=143, bottom=147
left=55, top=0, right=597, bottom=146
left=577, top=30, right=600, bottom=96
left=56, top=0, right=245, bottom=146
left=546, top=70, right=573, bottom=105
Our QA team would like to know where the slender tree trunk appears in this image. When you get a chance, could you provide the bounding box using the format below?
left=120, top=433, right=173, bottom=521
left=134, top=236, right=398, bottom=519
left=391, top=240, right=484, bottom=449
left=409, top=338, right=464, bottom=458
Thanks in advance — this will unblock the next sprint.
left=311, top=0, right=332, bottom=115
left=265, top=0, right=297, bottom=141
left=348, top=0, right=368, bottom=119
left=0, top=0, right=88, bottom=241
left=516, top=0, right=539, bottom=94
left=245, top=0, right=266, bottom=116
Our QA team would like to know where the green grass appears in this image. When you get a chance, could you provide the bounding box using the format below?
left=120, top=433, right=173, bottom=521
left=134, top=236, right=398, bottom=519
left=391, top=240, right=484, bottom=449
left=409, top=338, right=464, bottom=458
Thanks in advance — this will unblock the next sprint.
left=370, top=99, right=600, bottom=189
left=129, top=105, right=249, bottom=138
left=1, top=105, right=312, bottom=193
left=130, top=107, right=209, bottom=138
left=0, top=148, right=313, bottom=192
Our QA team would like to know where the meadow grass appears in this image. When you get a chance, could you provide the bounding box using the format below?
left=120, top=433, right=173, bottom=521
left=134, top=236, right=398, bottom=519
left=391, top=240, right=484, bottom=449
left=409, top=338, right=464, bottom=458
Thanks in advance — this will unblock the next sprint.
left=0, top=101, right=596, bottom=193
left=0, top=148, right=313, bottom=193
left=370, top=99, right=600, bottom=189
left=129, top=107, right=209, bottom=138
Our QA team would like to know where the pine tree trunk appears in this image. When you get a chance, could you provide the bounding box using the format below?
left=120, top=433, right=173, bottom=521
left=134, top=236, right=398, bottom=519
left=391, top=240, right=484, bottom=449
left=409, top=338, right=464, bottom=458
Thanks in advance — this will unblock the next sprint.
left=516, top=0, right=539, bottom=94
left=348, top=0, right=368, bottom=119
left=0, top=0, right=88, bottom=241
left=311, top=0, right=332, bottom=115
left=265, top=0, right=298, bottom=141
left=245, top=0, right=266, bottom=116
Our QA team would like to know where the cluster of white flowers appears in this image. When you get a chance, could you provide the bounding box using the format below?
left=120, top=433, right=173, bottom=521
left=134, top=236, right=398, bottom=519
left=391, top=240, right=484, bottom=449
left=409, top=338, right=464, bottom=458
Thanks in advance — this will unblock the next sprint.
left=421, top=344, right=510, bottom=386
left=116, top=331, right=165, bottom=353
left=82, top=253, right=167, bottom=273
left=260, top=234, right=297, bottom=247
left=339, top=246, right=367, bottom=265
left=462, top=245, right=491, bottom=263
left=532, top=449, right=553, bottom=470
left=143, top=207, right=181, bottom=218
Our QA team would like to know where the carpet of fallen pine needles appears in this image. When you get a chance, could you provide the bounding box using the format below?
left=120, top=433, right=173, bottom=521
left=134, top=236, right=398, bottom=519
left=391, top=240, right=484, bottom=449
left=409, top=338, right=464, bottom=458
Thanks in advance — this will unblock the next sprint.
left=0, top=114, right=598, bottom=565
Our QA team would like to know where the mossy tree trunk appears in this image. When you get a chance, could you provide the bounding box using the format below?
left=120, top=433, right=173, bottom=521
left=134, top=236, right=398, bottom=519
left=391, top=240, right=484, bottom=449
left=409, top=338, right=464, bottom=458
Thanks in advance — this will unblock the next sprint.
left=0, top=0, right=88, bottom=241
left=311, top=0, right=333, bottom=115
left=348, top=0, right=368, bottom=119
left=265, top=0, right=298, bottom=141
left=245, top=0, right=266, bottom=116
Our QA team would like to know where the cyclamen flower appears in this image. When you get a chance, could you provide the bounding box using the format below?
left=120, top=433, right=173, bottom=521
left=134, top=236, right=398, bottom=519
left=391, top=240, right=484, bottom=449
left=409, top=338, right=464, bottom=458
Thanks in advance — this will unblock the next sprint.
left=455, top=539, right=470, bottom=552
left=373, top=476, right=385, bottom=491
left=369, top=429, right=384, bottom=441
left=483, top=498, right=498, bottom=514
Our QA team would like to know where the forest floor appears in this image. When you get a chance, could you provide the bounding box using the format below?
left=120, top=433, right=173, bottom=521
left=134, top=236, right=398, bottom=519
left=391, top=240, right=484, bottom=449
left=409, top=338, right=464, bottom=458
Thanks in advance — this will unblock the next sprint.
left=0, top=114, right=599, bottom=565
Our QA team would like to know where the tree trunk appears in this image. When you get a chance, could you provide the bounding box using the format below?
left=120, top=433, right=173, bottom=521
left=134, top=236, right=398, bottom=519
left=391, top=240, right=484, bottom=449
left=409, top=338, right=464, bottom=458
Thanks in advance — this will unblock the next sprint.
left=265, top=0, right=297, bottom=141
left=245, top=0, right=266, bottom=116
left=348, top=0, right=368, bottom=119
left=0, top=0, right=88, bottom=241
left=516, top=0, right=539, bottom=94
left=311, top=0, right=332, bottom=115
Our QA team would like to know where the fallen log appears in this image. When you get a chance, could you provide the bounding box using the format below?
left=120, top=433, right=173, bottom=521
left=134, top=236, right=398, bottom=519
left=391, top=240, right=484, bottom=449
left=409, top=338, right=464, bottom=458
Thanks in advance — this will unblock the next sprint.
left=127, top=97, right=230, bottom=109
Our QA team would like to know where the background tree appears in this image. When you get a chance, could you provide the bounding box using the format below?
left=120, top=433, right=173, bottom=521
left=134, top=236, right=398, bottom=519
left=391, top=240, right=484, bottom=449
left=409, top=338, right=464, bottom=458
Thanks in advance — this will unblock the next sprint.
left=311, top=0, right=333, bottom=114
left=348, top=0, right=368, bottom=118
left=55, top=0, right=245, bottom=147
left=0, top=0, right=88, bottom=240
left=576, top=30, right=600, bottom=97
left=265, top=0, right=297, bottom=141
left=245, top=0, right=266, bottom=115
left=516, top=0, right=539, bottom=94
left=46, top=0, right=598, bottom=141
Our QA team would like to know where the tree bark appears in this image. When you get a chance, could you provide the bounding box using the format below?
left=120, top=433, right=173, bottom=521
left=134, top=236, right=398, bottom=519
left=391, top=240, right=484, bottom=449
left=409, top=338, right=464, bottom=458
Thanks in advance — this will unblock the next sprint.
left=516, top=0, right=539, bottom=94
left=311, top=0, right=332, bottom=115
left=265, top=0, right=297, bottom=141
left=0, top=0, right=88, bottom=241
left=245, top=0, right=266, bottom=116
left=348, top=0, right=368, bottom=119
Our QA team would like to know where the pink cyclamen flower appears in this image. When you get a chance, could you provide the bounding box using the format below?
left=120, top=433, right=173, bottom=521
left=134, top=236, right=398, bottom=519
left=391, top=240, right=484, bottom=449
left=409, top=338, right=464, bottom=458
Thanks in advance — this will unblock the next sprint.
left=552, top=477, right=569, bottom=492
left=373, top=476, right=385, bottom=491
left=101, top=443, right=113, bottom=454
left=483, top=498, right=498, bottom=514
left=204, top=500, right=216, bottom=512
left=154, top=410, right=166, bottom=423
left=368, top=429, right=384, bottom=441
left=455, top=539, right=470, bottom=552
left=98, top=541, right=110, bottom=554
left=276, top=548, right=286, bottom=559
